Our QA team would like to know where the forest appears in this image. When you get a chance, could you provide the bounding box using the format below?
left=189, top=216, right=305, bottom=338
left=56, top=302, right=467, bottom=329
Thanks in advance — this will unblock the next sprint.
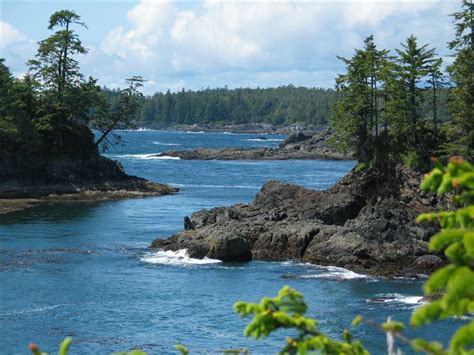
left=104, top=84, right=450, bottom=128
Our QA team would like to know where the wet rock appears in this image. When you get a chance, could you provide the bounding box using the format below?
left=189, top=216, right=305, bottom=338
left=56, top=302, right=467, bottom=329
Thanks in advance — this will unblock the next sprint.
left=155, top=129, right=348, bottom=161
left=151, top=163, right=449, bottom=276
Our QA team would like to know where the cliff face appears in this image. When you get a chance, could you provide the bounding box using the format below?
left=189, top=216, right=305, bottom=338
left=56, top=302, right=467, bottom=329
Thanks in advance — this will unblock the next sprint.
left=151, top=164, right=448, bottom=277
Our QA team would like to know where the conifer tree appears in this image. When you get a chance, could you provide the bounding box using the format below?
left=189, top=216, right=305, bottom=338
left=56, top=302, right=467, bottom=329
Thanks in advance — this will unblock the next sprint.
left=446, top=0, right=474, bottom=159
left=395, top=35, right=437, bottom=148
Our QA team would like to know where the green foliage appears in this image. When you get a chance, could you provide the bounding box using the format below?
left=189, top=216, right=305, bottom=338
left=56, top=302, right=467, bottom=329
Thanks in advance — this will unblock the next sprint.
left=92, top=76, right=145, bottom=151
left=28, top=337, right=72, bottom=355
left=331, top=33, right=454, bottom=168
left=175, top=344, right=189, bottom=354
left=412, top=157, right=474, bottom=354
left=234, top=286, right=369, bottom=354
left=0, top=9, right=144, bottom=173
left=105, top=85, right=339, bottom=127
left=446, top=0, right=474, bottom=158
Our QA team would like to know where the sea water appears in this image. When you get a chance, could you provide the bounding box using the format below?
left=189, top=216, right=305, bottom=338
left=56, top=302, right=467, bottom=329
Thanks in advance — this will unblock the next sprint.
left=0, top=131, right=461, bottom=354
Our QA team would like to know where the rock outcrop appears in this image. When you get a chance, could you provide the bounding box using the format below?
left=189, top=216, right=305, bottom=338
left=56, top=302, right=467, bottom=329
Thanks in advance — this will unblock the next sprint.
left=0, top=156, right=178, bottom=214
left=151, top=163, right=448, bottom=277
left=155, top=129, right=348, bottom=161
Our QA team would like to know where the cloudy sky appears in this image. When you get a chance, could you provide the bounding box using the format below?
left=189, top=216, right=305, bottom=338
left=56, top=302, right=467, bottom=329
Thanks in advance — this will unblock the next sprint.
left=1, top=0, right=460, bottom=94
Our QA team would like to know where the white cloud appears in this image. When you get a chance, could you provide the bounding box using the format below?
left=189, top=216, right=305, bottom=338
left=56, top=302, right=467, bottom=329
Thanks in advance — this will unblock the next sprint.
left=0, top=21, right=26, bottom=48
left=2, top=1, right=459, bottom=92
left=0, top=21, right=36, bottom=74
left=100, top=0, right=451, bottom=83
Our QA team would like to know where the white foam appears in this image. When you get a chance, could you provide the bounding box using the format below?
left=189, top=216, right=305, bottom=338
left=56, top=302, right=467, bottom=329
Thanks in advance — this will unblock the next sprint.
left=302, top=265, right=367, bottom=280
left=141, top=249, right=222, bottom=266
left=185, top=131, right=206, bottom=134
left=1, top=304, right=63, bottom=317
left=152, top=142, right=181, bottom=146
left=246, top=138, right=283, bottom=142
left=112, top=154, right=181, bottom=160
left=368, top=293, right=425, bottom=305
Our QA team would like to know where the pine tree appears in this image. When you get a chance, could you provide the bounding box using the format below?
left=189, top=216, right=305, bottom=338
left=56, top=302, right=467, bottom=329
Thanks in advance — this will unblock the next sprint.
left=331, top=36, right=392, bottom=163
left=446, top=0, right=474, bottom=159
left=395, top=35, right=437, bottom=148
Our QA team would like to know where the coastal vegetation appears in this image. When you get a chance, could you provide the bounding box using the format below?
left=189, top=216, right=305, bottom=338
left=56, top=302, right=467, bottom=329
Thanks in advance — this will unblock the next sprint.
left=0, top=10, right=142, bottom=170
left=104, top=84, right=450, bottom=130
left=331, top=0, right=473, bottom=168
left=0, top=10, right=175, bottom=203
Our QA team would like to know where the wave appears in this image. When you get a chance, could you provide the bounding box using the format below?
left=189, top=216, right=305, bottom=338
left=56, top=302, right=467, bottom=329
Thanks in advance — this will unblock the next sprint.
left=246, top=138, right=283, bottom=142
left=152, top=142, right=181, bottom=146
left=300, top=265, right=367, bottom=280
left=111, top=154, right=181, bottom=160
left=185, top=131, right=206, bottom=134
left=141, top=249, right=222, bottom=266
left=0, top=304, right=64, bottom=317
left=115, top=128, right=155, bottom=132
left=366, top=293, right=425, bottom=305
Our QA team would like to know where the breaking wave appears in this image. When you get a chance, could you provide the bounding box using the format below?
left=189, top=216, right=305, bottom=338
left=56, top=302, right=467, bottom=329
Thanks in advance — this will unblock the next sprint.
left=141, top=249, right=222, bottom=266
left=111, top=154, right=181, bottom=160
left=152, top=142, right=181, bottom=146
left=300, top=265, right=368, bottom=280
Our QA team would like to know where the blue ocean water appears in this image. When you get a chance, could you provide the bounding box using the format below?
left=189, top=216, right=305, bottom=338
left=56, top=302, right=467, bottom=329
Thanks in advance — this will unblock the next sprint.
left=0, top=131, right=460, bottom=354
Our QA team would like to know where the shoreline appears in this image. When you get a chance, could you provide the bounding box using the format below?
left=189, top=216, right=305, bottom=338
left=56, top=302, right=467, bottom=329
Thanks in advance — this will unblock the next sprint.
left=134, top=123, right=323, bottom=135
left=156, top=129, right=349, bottom=161
left=0, top=184, right=177, bottom=215
left=151, top=163, right=447, bottom=278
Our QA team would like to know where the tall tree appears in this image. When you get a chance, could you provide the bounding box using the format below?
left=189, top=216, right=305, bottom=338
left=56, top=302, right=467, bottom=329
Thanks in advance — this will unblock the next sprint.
left=27, top=10, right=89, bottom=153
left=447, top=0, right=474, bottom=158
left=426, top=58, right=446, bottom=136
left=331, top=36, right=392, bottom=163
left=28, top=10, right=87, bottom=107
left=395, top=35, right=437, bottom=147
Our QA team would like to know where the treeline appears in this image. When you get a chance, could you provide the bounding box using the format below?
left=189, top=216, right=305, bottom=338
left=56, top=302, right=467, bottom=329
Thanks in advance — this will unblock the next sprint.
left=331, top=0, right=473, bottom=167
left=104, top=85, right=450, bottom=128
left=105, top=86, right=337, bottom=126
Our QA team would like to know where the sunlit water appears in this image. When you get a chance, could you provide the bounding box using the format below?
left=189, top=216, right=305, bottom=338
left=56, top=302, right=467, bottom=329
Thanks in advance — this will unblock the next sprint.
left=0, top=131, right=460, bottom=354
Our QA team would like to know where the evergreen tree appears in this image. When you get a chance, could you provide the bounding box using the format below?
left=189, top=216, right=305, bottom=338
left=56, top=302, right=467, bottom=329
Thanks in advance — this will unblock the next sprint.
left=446, top=0, right=474, bottom=158
left=331, top=36, right=392, bottom=163
left=395, top=35, right=437, bottom=148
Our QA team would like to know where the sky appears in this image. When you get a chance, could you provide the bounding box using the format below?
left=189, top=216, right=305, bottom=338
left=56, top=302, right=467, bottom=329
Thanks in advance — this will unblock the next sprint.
left=0, top=0, right=461, bottom=94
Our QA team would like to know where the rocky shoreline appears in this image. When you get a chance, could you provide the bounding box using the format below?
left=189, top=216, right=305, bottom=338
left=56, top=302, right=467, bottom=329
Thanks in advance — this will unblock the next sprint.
left=156, top=130, right=348, bottom=161
left=0, top=156, right=177, bottom=214
left=151, top=163, right=448, bottom=277
left=141, top=122, right=317, bottom=135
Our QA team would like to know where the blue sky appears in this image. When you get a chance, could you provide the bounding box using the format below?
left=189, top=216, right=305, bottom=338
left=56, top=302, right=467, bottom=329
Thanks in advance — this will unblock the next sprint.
left=0, top=0, right=460, bottom=94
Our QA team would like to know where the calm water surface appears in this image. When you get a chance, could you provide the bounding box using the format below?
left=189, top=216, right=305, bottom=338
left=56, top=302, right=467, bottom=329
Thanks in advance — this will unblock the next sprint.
left=0, top=131, right=459, bottom=354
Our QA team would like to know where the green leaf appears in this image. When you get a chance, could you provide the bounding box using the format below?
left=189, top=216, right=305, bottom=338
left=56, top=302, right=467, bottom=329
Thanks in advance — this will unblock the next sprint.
left=59, top=337, right=72, bottom=355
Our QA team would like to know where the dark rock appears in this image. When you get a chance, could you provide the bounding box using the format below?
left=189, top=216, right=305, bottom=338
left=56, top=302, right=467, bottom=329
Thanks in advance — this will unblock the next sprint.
left=413, top=255, right=445, bottom=270
left=184, top=216, right=195, bottom=230
left=150, top=163, right=449, bottom=276
left=155, top=129, right=348, bottom=161
left=280, top=132, right=311, bottom=147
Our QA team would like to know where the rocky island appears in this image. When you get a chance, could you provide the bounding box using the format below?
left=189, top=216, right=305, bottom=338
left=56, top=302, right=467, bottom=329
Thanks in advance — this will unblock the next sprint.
left=156, top=130, right=348, bottom=161
left=151, top=163, right=447, bottom=277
